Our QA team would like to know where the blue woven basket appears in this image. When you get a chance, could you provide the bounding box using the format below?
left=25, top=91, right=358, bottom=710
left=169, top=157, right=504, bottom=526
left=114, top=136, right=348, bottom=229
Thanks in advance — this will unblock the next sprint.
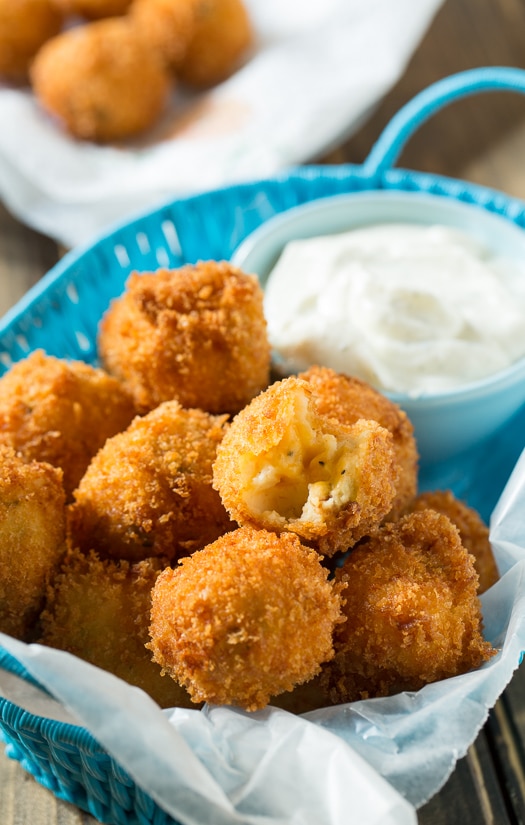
left=2, top=66, right=525, bottom=825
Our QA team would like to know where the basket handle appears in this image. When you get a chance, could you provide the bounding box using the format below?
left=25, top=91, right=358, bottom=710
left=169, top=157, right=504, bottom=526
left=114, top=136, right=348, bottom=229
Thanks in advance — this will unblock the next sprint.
left=362, top=66, right=525, bottom=176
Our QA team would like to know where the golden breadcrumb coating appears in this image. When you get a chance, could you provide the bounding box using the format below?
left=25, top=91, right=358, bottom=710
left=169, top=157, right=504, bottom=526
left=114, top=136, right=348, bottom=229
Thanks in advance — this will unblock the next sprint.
left=148, top=526, right=345, bottom=711
left=400, top=489, right=499, bottom=594
left=68, top=400, right=233, bottom=562
left=31, top=18, right=171, bottom=141
left=39, top=548, right=197, bottom=708
left=0, top=446, right=66, bottom=640
left=0, top=0, right=63, bottom=82
left=0, top=350, right=136, bottom=499
left=324, top=510, right=495, bottom=703
left=52, top=0, right=132, bottom=18
left=299, top=366, right=419, bottom=519
left=98, top=261, right=271, bottom=414
left=177, top=0, right=253, bottom=87
left=212, top=376, right=398, bottom=556
left=130, top=0, right=199, bottom=67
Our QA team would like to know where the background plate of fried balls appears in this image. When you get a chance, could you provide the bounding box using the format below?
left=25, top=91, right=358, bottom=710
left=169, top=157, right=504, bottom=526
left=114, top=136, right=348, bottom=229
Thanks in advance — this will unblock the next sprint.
left=0, top=259, right=499, bottom=714
left=0, top=0, right=253, bottom=143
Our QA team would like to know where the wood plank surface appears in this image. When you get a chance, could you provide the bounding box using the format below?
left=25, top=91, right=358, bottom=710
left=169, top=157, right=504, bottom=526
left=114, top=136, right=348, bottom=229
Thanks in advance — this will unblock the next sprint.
left=327, top=0, right=525, bottom=186
left=420, top=730, right=513, bottom=825
left=487, top=666, right=525, bottom=822
left=2, top=0, right=525, bottom=823
left=0, top=204, right=58, bottom=317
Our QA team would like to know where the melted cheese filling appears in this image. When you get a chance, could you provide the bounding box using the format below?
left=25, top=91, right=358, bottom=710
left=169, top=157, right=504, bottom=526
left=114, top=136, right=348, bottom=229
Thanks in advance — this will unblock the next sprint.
left=241, top=393, right=358, bottom=525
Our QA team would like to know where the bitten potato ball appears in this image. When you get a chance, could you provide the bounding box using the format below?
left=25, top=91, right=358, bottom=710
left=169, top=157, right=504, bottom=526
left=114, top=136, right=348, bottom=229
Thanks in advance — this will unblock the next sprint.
left=31, top=18, right=171, bottom=141
left=299, top=366, right=419, bottom=519
left=177, top=0, right=253, bottom=87
left=68, top=400, right=233, bottom=562
left=0, top=350, right=136, bottom=498
left=39, top=548, right=197, bottom=708
left=213, top=376, right=398, bottom=556
left=52, top=0, right=133, bottom=18
left=130, top=0, right=199, bottom=68
left=0, top=0, right=63, bottom=83
left=400, top=489, right=499, bottom=594
left=324, top=510, right=495, bottom=703
left=0, top=446, right=66, bottom=640
left=148, top=526, right=346, bottom=711
left=98, top=261, right=271, bottom=414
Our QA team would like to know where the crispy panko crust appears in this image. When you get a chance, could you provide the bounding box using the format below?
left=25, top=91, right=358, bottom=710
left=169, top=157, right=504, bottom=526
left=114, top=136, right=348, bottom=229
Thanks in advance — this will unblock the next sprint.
left=31, top=18, right=170, bottom=141
left=400, top=489, right=499, bottom=594
left=68, top=400, right=234, bottom=562
left=177, top=0, right=253, bottom=87
left=130, top=0, right=199, bottom=67
left=0, top=446, right=66, bottom=640
left=324, top=510, right=495, bottom=703
left=39, top=548, right=197, bottom=708
left=98, top=261, right=271, bottom=415
left=212, top=376, right=398, bottom=556
left=0, top=0, right=63, bottom=82
left=299, top=366, right=419, bottom=519
left=52, top=0, right=132, bottom=18
left=148, top=526, right=346, bottom=711
left=0, top=350, right=137, bottom=499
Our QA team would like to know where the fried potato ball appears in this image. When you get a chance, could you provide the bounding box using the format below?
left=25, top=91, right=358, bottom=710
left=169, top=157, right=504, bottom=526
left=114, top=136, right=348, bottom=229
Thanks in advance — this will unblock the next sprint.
left=130, top=0, right=199, bottom=68
left=98, top=261, right=271, bottom=415
left=400, top=489, right=499, bottom=594
left=31, top=18, right=171, bottom=142
left=68, top=400, right=233, bottom=562
left=213, top=376, right=398, bottom=556
left=39, top=548, right=197, bottom=708
left=0, top=0, right=63, bottom=83
left=0, top=350, right=137, bottom=499
left=300, top=366, right=419, bottom=519
left=148, top=526, right=345, bottom=711
left=324, top=510, right=495, bottom=704
left=52, top=0, right=133, bottom=18
left=0, top=446, right=66, bottom=641
left=177, top=0, right=253, bottom=87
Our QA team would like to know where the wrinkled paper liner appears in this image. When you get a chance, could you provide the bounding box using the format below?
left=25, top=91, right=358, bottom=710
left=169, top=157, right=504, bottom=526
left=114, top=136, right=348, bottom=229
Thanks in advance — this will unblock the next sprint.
left=1, top=448, right=525, bottom=825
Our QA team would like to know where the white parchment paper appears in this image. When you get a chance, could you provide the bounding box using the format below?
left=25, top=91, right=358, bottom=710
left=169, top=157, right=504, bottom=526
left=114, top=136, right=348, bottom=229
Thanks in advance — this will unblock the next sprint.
left=0, top=0, right=443, bottom=247
left=0, top=641, right=416, bottom=825
left=1, top=446, right=525, bottom=824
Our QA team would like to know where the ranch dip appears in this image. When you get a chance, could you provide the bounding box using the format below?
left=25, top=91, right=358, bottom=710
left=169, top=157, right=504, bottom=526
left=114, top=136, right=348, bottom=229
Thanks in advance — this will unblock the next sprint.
left=263, top=223, right=525, bottom=395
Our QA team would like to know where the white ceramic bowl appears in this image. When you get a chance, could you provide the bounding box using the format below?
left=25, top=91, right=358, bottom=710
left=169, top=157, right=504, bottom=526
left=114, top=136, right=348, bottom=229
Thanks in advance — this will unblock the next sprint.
left=231, top=190, right=525, bottom=466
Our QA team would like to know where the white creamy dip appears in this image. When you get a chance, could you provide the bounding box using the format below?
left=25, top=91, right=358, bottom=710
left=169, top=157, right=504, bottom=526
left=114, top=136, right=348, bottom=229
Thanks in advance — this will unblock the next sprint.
left=263, top=223, right=525, bottom=395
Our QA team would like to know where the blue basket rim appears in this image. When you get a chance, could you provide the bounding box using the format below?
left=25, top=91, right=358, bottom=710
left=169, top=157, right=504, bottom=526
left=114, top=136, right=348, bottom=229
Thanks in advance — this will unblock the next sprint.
left=1, top=161, right=524, bottom=341
left=0, top=648, right=101, bottom=747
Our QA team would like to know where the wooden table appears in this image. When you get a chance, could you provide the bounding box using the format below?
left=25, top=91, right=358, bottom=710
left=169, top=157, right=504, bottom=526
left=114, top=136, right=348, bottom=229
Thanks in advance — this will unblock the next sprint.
left=2, top=0, right=525, bottom=822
